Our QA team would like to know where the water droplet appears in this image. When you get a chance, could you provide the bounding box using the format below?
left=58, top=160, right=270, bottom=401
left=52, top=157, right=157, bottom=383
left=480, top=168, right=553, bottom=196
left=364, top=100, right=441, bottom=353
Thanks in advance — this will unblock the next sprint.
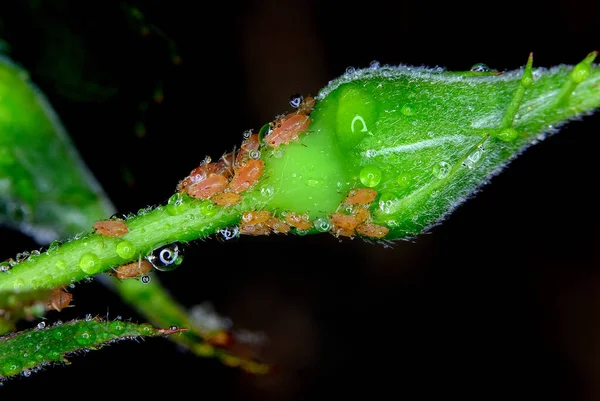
left=140, top=323, right=153, bottom=335
left=249, top=150, right=261, bottom=160
left=109, top=321, right=126, bottom=335
left=75, top=328, right=97, bottom=346
left=22, top=369, right=31, bottom=377
left=462, top=146, right=485, bottom=169
left=401, top=104, right=414, bottom=116
left=216, top=226, right=240, bottom=243
left=314, top=218, right=331, bottom=232
left=0, top=261, right=10, bottom=272
left=169, top=325, right=179, bottom=331
left=13, top=278, right=25, bottom=291
left=36, top=322, right=46, bottom=330
left=202, top=156, right=212, bottom=165
left=378, top=192, right=398, bottom=214
left=359, top=166, right=382, bottom=187
left=116, top=240, right=137, bottom=260
left=496, top=127, right=519, bottom=142
left=55, top=259, right=67, bottom=271
left=470, top=63, right=490, bottom=73
left=289, top=94, right=303, bottom=109
left=260, top=186, right=274, bottom=197
left=200, top=202, right=216, bottom=217
left=306, top=178, right=323, bottom=188
left=369, top=60, right=380, bottom=69
left=52, top=329, right=64, bottom=340
left=141, top=275, right=151, bottom=284
left=433, top=161, right=451, bottom=179
left=166, top=193, right=189, bottom=216
left=79, top=253, right=101, bottom=274
left=345, top=66, right=356, bottom=75
left=1, top=360, right=21, bottom=376
left=145, top=243, right=183, bottom=272
left=397, top=173, right=411, bottom=188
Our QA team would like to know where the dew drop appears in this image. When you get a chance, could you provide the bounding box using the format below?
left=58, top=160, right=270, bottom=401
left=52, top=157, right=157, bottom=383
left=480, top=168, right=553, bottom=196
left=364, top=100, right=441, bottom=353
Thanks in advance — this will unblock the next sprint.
left=169, top=325, right=179, bottom=331
left=140, top=323, right=153, bottom=335
left=75, top=328, right=96, bottom=346
left=79, top=252, right=101, bottom=274
left=470, top=63, right=490, bottom=73
left=359, top=166, right=382, bottom=187
left=200, top=202, right=216, bottom=217
left=145, top=242, right=183, bottom=272
left=55, top=259, right=67, bottom=271
left=0, top=261, right=10, bottom=272
left=36, top=322, right=46, bottom=330
left=433, top=161, right=450, bottom=179
left=463, top=146, right=485, bottom=169
left=314, top=218, right=331, bottom=232
left=1, top=360, right=21, bottom=376
left=397, top=173, right=411, bottom=188
left=109, top=321, right=126, bottom=335
left=13, top=278, right=25, bottom=291
left=116, top=240, right=137, bottom=260
left=378, top=192, right=399, bottom=214
left=289, top=94, right=303, bottom=109
left=369, top=60, right=380, bottom=69
left=306, top=178, right=323, bottom=188
left=85, top=313, right=93, bottom=321
left=21, top=369, right=31, bottom=377
left=345, top=66, right=356, bottom=75
left=52, top=329, right=64, bottom=340
left=496, top=127, right=519, bottom=142
left=141, top=275, right=151, bottom=284
left=216, top=226, right=240, bottom=243
left=401, top=104, right=414, bottom=116
left=242, top=129, right=253, bottom=139
left=166, top=193, right=189, bottom=216
left=249, top=149, right=261, bottom=160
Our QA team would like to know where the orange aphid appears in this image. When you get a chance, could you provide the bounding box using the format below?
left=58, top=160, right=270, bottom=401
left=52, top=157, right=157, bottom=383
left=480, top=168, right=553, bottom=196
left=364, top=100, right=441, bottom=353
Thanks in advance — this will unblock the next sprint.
left=285, top=212, right=312, bottom=230
left=212, top=192, right=243, bottom=207
left=93, top=220, right=129, bottom=237
left=177, top=163, right=216, bottom=193
left=240, top=223, right=270, bottom=236
left=344, top=188, right=378, bottom=205
left=214, top=153, right=236, bottom=178
left=229, top=160, right=264, bottom=193
left=46, top=288, right=73, bottom=312
left=330, top=213, right=358, bottom=231
left=187, top=174, right=229, bottom=199
left=265, top=217, right=290, bottom=234
left=356, top=223, right=389, bottom=239
left=242, top=210, right=271, bottom=225
left=236, top=134, right=260, bottom=167
left=353, top=207, right=370, bottom=224
left=332, top=227, right=355, bottom=238
left=298, top=96, right=315, bottom=115
left=264, top=113, right=310, bottom=148
left=113, top=259, right=153, bottom=280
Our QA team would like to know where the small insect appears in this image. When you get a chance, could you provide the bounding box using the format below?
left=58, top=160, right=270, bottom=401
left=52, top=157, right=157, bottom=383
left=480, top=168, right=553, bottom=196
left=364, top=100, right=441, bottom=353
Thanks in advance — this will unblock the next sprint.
left=113, top=256, right=153, bottom=280
left=265, top=217, right=290, bottom=234
left=284, top=212, right=312, bottom=231
left=264, top=96, right=315, bottom=148
left=145, top=242, right=183, bottom=272
left=356, top=223, right=389, bottom=239
left=93, top=219, right=129, bottom=237
left=241, top=211, right=271, bottom=225
left=353, top=207, right=370, bottom=224
left=330, top=213, right=358, bottom=231
left=46, top=288, right=73, bottom=312
left=228, top=160, right=264, bottom=193
left=343, top=188, right=378, bottom=205
left=212, top=192, right=242, bottom=207
left=239, top=223, right=270, bottom=236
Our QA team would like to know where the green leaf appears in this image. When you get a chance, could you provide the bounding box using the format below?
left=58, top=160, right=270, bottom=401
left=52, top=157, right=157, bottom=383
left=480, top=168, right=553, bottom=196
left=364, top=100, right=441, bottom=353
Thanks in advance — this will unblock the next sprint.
left=0, top=54, right=115, bottom=243
left=0, top=317, right=184, bottom=382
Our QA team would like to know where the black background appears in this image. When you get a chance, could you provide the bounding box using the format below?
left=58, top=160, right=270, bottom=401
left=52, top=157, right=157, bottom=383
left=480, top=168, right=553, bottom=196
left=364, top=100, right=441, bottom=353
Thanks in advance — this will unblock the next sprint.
left=1, top=1, right=600, bottom=400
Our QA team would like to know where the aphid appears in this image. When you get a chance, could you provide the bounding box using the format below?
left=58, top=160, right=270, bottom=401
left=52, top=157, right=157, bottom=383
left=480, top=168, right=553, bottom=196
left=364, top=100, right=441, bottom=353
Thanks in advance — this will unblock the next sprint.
left=214, top=152, right=236, bottom=179
left=265, top=217, right=290, bottom=234
left=145, top=242, right=183, bottom=272
left=330, top=213, right=358, bottom=231
left=264, top=113, right=310, bottom=148
left=229, top=160, right=264, bottom=193
left=212, top=192, right=242, bottom=207
left=344, top=188, right=378, bottom=205
left=93, top=219, right=129, bottom=237
left=235, top=134, right=260, bottom=167
left=285, top=212, right=312, bottom=231
left=353, top=207, right=370, bottom=224
left=187, top=174, right=229, bottom=199
left=241, top=210, right=271, bottom=225
left=298, top=96, right=315, bottom=115
left=113, top=256, right=153, bottom=280
left=240, top=223, right=270, bottom=236
left=356, top=223, right=390, bottom=239
left=46, top=288, right=73, bottom=312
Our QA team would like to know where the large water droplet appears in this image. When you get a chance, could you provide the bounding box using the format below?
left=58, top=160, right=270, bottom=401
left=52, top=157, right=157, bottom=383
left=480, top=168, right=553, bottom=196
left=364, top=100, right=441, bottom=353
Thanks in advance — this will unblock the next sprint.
left=166, top=193, right=189, bottom=216
left=145, top=242, right=183, bottom=272
left=109, top=321, right=126, bottom=335
left=462, top=145, right=485, bottom=169
left=216, top=226, right=240, bottom=243
left=432, top=161, right=450, bottom=179
left=314, top=218, right=331, bottom=232
left=200, top=202, right=217, bottom=217
left=75, top=328, right=97, bottom=346
left=116, top=240, right=137, bottom=260
left=359, top=166, right=382, bottom=187
left=79, top=253, right=101, bottom=274
left=401, top=104, right=414, bottom=116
